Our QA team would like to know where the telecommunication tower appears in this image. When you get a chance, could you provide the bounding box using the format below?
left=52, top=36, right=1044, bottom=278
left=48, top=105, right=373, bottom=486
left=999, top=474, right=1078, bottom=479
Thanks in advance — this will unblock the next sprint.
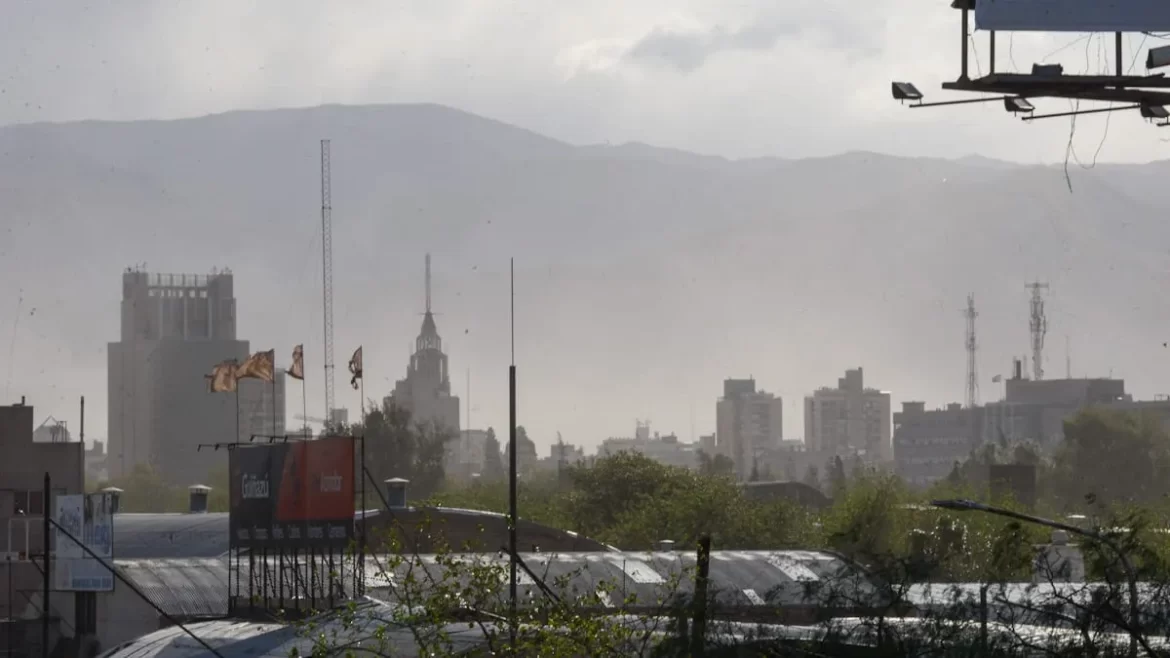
left=1025, top=281, right=1049, bottom=381
left=321, top=139, right=335, bottom=421
left=965, top=293, right=979, bottom=408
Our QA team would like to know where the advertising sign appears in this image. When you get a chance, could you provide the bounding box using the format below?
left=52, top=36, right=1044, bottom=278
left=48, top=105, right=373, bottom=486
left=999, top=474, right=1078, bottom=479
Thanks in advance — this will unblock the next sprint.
left=975, top=0, right=1170, bottom=33
left=54, top=493, right=115, bottom=592
left=229, top=436, right=355, bottom=548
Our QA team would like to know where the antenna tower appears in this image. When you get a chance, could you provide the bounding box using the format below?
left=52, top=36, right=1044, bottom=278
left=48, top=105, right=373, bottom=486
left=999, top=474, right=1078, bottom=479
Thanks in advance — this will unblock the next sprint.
left=965, top=293, right=979, bottom=408
left=321, top=139, right=335, bottom=421
left=425, top=253, right=432, bottom=313
left=1025, top=281, right=1049, bottom=381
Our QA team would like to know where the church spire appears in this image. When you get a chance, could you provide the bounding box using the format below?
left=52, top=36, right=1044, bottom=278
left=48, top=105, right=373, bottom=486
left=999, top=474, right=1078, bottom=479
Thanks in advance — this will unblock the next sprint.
left=416, top=253, right=441, bottom=353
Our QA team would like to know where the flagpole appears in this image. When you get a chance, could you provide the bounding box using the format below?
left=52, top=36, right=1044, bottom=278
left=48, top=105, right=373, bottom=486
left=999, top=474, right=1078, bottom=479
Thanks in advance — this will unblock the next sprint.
left=235, top=387, right=241, bottom=443
left=302, top=378, right=309, bottom=439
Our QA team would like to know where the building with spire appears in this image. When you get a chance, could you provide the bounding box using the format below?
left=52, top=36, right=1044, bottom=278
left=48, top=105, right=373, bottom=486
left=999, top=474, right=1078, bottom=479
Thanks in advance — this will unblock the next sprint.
left=386, top=254, right=461, bottom=435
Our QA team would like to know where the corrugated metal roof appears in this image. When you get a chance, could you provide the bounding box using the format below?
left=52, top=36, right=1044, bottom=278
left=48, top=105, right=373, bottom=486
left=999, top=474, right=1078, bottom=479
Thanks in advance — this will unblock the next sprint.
left=114, top=514, right=230, bottom=559
left=98, top=600, right=496, bottom=658
left=115, top=559, right=230, bottom=619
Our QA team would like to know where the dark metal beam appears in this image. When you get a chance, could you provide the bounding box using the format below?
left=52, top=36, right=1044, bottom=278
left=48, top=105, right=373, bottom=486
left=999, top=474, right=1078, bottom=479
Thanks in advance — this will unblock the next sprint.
left=1022, top=104, right=1141, bottom=121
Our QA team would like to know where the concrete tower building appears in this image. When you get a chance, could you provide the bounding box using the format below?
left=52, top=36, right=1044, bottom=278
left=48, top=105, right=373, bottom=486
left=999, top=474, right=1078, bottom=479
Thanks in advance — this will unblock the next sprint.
left=107, top=269, right=284, bottom=483
left=715, top=378, right=784, bottom=480
left=804, top=367, right=891, bottom=465
left=387, top=255, right=460, bottom=435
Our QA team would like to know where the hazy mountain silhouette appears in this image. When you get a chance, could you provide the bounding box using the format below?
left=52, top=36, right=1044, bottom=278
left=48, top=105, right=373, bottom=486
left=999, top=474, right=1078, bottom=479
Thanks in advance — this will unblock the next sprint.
left=2, top=103, right=1167, bottom=450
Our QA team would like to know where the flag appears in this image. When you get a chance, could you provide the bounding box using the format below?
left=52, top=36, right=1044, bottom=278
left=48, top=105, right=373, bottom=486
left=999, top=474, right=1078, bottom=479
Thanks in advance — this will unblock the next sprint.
left=991, top=374, right=1003, bottom=383
left=348, top=346, right=363, bottom=390
left=287, top=344, right=304, bottom=380
left=237, top=349, right=276, bottom=383
left=205, top=359, right=239, bottom=393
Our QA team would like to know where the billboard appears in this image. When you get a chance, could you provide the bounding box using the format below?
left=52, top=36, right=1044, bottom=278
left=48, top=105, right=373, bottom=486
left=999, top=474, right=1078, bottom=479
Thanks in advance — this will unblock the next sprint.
left=230, top=436, right=356, bottom=548
left=54, top=493, right=115, bottom=592
left=975, top=0, right=1170, bottom=33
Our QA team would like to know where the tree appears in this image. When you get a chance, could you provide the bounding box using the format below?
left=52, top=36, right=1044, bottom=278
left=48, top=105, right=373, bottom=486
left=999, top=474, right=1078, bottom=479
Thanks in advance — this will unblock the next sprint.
left=363, top=401, right=451, bottom=498
left=481, top=427, right=504, bottom=481
left=696, top=450, right=735, bottom=478
left=1051, top=407, right=1170, bottom=509
left=827, top=456, right=847, bottom=495
left=801, top=464, right=822, bottom=492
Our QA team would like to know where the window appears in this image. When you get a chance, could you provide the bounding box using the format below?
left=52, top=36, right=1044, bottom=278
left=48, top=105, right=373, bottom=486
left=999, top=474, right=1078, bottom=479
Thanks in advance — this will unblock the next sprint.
left=12, top=490, right=43, bottom=515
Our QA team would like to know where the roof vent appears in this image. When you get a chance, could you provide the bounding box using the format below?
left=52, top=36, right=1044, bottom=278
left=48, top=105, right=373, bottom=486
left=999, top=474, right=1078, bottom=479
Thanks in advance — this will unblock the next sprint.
left=100, top=487, right=124, bottom=514
left=656, top=540, right=676, bottom=552
left=188, top=485, right=211, bottom=514
left=384, top=478, right=409, bottom=509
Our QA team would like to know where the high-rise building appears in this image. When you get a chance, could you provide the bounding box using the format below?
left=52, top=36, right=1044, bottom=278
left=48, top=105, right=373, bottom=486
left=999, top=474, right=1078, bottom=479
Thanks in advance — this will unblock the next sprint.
left=386, top=255, right=460, bottom=435
left=715, top=379, right=783, bottom=479
left=804, top=368, right=891, bottom=464
left=107, top=269, right=284, bottom=484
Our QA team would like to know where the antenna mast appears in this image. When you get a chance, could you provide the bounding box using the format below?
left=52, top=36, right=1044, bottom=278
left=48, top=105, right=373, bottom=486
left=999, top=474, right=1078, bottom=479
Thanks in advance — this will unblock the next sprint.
left=425, top=253, right=432, bottom=313
left=1025, top=281, right=1049, bottom=381
left=321, top=139, right=335, bottom=422
left=965, top=293, right=979, bottom=408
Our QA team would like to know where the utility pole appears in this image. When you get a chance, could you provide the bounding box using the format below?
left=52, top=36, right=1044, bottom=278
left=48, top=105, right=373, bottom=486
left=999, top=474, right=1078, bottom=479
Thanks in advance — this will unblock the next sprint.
left=1025, top=281, right=1049, bottom=380
left=321, top=140, right=335, bottom=424
left=965, top=293, right=979, bottom=408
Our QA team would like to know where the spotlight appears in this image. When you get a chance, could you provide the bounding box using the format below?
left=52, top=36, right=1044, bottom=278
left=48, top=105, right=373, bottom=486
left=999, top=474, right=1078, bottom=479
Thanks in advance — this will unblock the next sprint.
left=1148, top=44, right=1170, bottom=70
left=1140, top=104, right=1169, bottom=120
left=1004, top=97, right=1034, bottom=114
left=1031, top=63, right=1063, bottom=77
left=892, top=82, right=924, bottom=102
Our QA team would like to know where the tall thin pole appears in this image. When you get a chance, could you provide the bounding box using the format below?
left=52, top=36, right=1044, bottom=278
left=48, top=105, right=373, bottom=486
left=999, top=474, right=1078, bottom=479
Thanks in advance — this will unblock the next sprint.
left=321, top=139, right=336, bottom=425
left=302, top=379, right=309, bottom=438
left=508, top=258, right=518, bottom=652
left=42, top=472, right=50, bottom=658
left=235, top=389, right=241, bottom=443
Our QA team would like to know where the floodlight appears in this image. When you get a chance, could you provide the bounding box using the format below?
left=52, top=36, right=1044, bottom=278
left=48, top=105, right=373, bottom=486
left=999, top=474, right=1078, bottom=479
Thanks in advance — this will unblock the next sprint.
left=1004, top=97, right=1034, bottom=114
left=1148, top=44, right=1170, bottom=70
left=1141, top=104, right=1170, bottom=120
left=892, top=82, right=924, bottom=102
left=1031, top=63, right=1064, bottom=77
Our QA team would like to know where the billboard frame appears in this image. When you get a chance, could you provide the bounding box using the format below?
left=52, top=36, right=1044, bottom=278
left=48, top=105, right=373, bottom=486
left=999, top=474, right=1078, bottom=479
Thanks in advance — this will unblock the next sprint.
left=216, top=433, right=366, bottom=615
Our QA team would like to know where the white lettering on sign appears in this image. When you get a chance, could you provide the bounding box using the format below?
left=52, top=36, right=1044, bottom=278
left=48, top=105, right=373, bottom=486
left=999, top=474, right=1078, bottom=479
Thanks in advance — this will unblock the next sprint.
left=241, top=474, right=270, bottom=499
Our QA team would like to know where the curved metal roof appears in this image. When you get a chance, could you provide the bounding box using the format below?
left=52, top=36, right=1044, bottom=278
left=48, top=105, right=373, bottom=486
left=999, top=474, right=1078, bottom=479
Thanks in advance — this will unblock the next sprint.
left=113, top=514, right=230, bottom=559
left=115, top=559, right=230, bottom=619
left=98, top=600, right=496, bottom=658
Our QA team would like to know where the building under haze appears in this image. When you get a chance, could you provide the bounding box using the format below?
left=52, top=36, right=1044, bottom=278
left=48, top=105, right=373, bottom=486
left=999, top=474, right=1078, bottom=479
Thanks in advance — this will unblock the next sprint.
left=804, top=368, right=892, bottom=465
left=106, top=269, right=284, bottom=484
left=386, top=255, right=460, bottom=435
left=715, top=379, right=784, bottom=479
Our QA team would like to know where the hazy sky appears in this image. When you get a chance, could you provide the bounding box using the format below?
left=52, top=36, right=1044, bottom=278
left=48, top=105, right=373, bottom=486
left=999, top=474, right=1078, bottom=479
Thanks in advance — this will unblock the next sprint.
left=1, top=0, right=1168, bottom=164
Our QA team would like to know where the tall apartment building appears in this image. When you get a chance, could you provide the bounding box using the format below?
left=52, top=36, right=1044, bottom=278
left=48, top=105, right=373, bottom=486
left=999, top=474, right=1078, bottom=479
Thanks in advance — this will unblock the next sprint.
left=715, top=379, right=784, bottom=479
left=386, top=255, right=460, bottom=435
left=107, top=269, right=284, bottom=484
left=804, top=368, right=892, bottom=465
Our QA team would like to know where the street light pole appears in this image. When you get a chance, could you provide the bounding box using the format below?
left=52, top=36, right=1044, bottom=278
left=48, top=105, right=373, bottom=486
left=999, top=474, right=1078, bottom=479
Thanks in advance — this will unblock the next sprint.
left=931, top=499, right=1144, bottom=658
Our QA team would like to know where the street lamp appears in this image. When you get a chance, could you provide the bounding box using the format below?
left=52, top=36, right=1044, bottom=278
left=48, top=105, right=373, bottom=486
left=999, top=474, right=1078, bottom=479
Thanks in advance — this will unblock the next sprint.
left=931, top=499, right=1144, bottom=658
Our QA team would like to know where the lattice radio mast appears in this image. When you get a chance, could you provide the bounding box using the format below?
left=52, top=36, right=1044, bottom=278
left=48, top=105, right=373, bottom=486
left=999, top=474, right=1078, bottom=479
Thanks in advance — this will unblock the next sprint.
left=1025, top=281, right=1049, bottom=381
left=965, top=293, right=979, bottom=408
left=321, top=139, right=336, bottom=422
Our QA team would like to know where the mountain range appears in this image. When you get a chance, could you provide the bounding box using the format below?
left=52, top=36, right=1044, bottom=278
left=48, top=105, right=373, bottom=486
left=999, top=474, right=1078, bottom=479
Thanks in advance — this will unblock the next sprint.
left=2, top=103, right=1168, bottom=451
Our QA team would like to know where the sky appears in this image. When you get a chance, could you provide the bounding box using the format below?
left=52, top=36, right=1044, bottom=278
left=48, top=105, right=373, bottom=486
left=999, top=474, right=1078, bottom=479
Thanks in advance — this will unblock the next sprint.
left=3, top=1, right=1170, bottom=455
left=0, top=0, right=1168, bottom=165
